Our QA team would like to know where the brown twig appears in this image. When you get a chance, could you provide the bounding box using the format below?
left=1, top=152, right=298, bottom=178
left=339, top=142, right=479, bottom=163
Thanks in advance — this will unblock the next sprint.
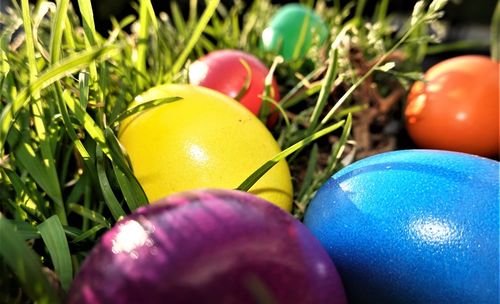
left=348, top=46, right=406, bottom=159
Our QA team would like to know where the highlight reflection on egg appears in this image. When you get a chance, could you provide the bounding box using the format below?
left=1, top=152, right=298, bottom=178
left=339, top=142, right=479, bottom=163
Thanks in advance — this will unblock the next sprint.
left=405, top=55, right=499, bottom=157
left=189, top=50, right=281, bottom=125
left=261, top=3, right=328, bottom=60
left=68, top=190, right=347, bottom=304
left=304, top=150, right=499, bottom=304
left=118, top=84, right=293, bottom=211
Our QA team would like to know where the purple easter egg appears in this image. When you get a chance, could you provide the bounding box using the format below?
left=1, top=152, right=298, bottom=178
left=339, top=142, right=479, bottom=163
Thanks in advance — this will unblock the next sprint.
left=67, top=189, right=346, bottom=304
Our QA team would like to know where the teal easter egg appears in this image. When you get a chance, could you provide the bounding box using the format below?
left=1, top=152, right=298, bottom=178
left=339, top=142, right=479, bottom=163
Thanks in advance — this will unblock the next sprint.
left=261, top=4, right=328, bottom=60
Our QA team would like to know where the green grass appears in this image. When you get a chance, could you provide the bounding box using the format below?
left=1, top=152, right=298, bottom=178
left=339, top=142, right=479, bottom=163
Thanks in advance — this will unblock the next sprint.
left=0, top=0, right=454, bottom=301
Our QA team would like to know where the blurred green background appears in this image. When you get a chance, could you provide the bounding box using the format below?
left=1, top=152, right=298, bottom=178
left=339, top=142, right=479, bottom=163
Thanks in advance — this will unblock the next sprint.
left=1, top=0, right=496, bottom=65
left=2, top=0, right=497, bottom=32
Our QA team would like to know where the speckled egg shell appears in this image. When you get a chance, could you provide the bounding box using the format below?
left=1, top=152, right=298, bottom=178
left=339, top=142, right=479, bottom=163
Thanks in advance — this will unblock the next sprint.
left=304, top=150, right=499, bottom=304
left=68, top=189, right=347, bottom=304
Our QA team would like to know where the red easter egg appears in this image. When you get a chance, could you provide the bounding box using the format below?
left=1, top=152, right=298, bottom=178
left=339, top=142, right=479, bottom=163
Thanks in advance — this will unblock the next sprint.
left=189, top=50, right=281, bottom=126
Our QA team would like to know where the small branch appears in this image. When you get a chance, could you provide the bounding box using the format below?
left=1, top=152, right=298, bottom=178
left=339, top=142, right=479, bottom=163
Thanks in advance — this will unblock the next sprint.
left=347, top=46, right=406, bottom=159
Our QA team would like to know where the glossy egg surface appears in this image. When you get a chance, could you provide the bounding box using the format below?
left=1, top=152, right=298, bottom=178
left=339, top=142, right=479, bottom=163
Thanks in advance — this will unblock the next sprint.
left=405, top=55, right=499, bottom=157
left=304, top=149, right=499, bottom=304
left=67, top=189, right=347, bottom=304
left=189, top=49, right=280, bottom=124
left=119, top=84, right=293, bottom=211
left=261, top=3, right=328, bottom=60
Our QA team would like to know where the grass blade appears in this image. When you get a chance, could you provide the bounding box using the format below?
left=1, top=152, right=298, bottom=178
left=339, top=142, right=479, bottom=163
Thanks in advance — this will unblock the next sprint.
left=71, top=224, right=107, bottom=243
left=326, top=113, right=353, bottom=173
left=112, top=164, right=148, bottom=209
left=110, top=96, right=182, bottom=126
left=7, top=220, right=40, bottom=240
left=49, top=0, right=70, bottom=63
left=11, top=137, right=64, bottom=216
left=0, top=214, right=60, bottom=304
left=492, top=0, right=500, bottom=61
left=68, top=203, right=110, bottom=227
left=187, top=0, right=198, bottom=27
left=54, top=87, right=93, bottom=169
left=297, top=144, right=319, bottom=200
left=136, top=0, right=151, bottom=89
left=104, top=128, right=148, bottom=209
left=292, top=9, right=311, bottom=60
left=170, top=0, right=220, bottom=76
left=375, top=0, right=389, bottom=22
left=295, top=114, right=354, bottom=218
left=37, top=215, right=73, bottom=291
left=354, top=0, right=367, bottom=25
left=22, top=0, right=63, bottom=220
left=96, top=145, right=126, bottom=220
left=1, top=167, right=46, bottom=220
left=76, top=0, right=99, bottom=80
left=233, top=59, right=252, bottom=101
left=76, top=0, right=98, bottom=45
left=170, top=1, right=187, bottom=34
left=309, top=46, right=339, bottom=130
left=0, top=45, right=119, bottom=154
left=62, top=90, right=105, bottom=144
left=320, top=11, right=432, bottom=126
left=63, top=15, right=77, bottom=52
left=237, top=120, right=345, bottom=192
left=51, top=82, right=90, bottom=222
left=103, top=127, right=134, bottom=173
left=280, top=80, right=322, bottom=110
left=21, top=0, right=38, bottom=79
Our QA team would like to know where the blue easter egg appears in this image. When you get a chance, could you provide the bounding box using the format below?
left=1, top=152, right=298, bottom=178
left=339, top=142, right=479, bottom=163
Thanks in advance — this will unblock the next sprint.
left=303, top=150, right=499, bottom=304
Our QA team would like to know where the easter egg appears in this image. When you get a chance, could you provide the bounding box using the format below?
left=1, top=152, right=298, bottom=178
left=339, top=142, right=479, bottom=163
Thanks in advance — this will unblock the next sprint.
left=189, top=50, right=281, bottom=125
left=118, top=84, right=293, bottom=211
left=304, top=150, right=499, bottom=304
left=261, top=3, right=328, bottom=60
left=67, top=189, right=347, bottom=304
left=405, top=55, right=499, bottom=157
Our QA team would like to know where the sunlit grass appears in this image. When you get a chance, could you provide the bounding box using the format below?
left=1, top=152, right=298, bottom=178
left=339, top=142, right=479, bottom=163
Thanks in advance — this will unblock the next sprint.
left=0, top=0, right=454, bottom=301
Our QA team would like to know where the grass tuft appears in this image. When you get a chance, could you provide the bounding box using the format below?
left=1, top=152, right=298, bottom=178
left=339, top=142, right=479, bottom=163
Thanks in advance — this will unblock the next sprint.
left=0, top=0, right=456, bottom=301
